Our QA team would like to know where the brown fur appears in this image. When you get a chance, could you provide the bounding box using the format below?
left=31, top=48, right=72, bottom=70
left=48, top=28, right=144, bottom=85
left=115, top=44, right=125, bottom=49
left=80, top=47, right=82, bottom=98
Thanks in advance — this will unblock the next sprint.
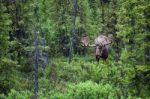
left=80, top=34, right=113, bottom=62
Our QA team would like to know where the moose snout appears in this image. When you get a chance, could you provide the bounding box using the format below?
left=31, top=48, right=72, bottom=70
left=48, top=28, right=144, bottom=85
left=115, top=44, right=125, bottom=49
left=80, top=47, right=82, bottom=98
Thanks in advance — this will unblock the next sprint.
left=95, top=46, right=101, bottom=62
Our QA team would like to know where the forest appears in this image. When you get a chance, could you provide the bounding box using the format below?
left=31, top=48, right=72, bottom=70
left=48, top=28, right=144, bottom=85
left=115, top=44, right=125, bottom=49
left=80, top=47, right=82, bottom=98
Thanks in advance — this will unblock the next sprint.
left=0, top=0, right=150, bottom=99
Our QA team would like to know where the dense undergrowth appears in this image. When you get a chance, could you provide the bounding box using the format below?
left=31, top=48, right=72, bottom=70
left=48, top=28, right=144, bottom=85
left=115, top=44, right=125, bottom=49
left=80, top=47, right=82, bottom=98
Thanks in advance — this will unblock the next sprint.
left=1, top=56, right=150, bottom=99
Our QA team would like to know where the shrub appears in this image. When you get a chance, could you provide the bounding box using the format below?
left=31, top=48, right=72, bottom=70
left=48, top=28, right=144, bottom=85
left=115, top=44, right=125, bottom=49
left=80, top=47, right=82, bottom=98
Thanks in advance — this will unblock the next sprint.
left=67, top=81, right=118, bottom=99
left=7, top=89, right=32, bottom=99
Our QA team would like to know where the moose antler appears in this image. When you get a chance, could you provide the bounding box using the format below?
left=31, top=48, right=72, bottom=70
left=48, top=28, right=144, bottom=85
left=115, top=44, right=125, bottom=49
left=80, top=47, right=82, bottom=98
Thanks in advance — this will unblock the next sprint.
left=80, top=34, right=113, bottom=47
left=95, top=34, right=113, bottom=47
left=80, top=36, right=95, bottom=47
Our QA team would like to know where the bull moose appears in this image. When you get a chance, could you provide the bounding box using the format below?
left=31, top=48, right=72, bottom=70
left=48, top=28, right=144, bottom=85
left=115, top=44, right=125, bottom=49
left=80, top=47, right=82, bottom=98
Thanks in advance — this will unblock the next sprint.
left=80, top=34, right=113, bottom=62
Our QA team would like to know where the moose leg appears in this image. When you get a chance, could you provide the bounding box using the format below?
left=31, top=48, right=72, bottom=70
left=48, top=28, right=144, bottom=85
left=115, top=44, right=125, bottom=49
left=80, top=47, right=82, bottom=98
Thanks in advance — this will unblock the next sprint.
left=96, top=55, right=100, bottom=65
left=96, top=55, right=100, bottom=62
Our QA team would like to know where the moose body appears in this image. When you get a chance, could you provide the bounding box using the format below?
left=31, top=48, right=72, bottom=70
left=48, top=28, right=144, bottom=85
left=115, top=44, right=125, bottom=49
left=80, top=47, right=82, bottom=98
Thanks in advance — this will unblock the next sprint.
left=95, top=35, right=111, bottom=62
left=81, top=34, right=113, bottom=62
left=95, top=44, right=110, bottom=62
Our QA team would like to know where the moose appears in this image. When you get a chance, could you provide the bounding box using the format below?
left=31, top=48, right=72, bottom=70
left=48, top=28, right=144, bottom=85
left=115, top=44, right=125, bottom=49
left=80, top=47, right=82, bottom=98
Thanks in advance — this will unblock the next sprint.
left=80, top=34, right=113, bottom=62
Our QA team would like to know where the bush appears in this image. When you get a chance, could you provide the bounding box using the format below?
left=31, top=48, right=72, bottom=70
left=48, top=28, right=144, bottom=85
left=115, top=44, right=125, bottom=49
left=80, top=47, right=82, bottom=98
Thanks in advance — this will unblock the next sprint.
left=7, top=89, right=32, bottom=99
left=67, top=81, right=118, bottom=99
left=0, top=94, right=6, bottom=99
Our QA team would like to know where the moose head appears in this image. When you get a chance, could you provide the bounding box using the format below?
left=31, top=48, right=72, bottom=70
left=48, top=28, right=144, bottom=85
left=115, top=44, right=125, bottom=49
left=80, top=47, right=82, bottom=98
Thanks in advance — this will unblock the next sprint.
left=80, top=34, right=113, bottom=62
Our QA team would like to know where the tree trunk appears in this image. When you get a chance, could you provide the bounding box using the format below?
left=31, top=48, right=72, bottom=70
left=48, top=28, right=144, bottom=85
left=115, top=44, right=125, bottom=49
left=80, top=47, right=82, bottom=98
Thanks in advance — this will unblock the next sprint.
left=34, top=6, right=39, bottom=99
left=69, top=0, right=78, bottom=63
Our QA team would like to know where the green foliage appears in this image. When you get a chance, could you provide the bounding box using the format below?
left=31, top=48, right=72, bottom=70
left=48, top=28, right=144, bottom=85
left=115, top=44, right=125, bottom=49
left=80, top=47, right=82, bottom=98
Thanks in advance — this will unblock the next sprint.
left=7, top=89, right=32, bottom=99
left=1, top=57, right=148, bottom=98
left=116, top=0, right=150, bottom=63
left=0, top=93, right=6, bottom=99
left=0, top=0, right=150, bottom=98
left=68, top=81, right=118, bottom=99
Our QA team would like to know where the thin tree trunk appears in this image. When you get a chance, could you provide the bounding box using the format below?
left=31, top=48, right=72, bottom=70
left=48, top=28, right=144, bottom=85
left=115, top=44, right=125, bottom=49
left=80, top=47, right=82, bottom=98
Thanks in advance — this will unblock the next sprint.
left=34, top=26, right=39, bottom=99
left=34, top=5, right=39, bottom=99
left=100, top=0, right=105, bottom=33
left=69, top=0, right=78, bottom=63
left=149, top=48, right=150, bottom=64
